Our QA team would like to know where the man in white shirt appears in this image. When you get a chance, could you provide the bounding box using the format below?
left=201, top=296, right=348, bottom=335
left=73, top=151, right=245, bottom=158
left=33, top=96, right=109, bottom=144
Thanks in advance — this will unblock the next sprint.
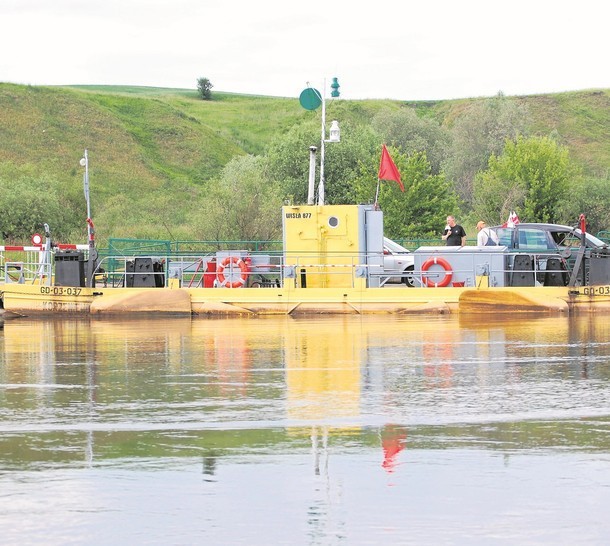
left=476, top=221, right=499, bottom=246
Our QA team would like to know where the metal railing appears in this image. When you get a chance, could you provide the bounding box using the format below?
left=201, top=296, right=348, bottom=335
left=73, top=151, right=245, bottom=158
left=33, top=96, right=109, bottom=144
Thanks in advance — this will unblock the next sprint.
left=3, top=244, right=600, bottom=290
left=107, top=238, right=284, bottom=256
left=92, top=249, right=571, bottom=290
left=1, top=246, right=89, bottom=285
left=596, top=231, right=610, bottom=244
left=95, top=251, right=373, bottom=289
left=106, top=237, right=444, bottom=255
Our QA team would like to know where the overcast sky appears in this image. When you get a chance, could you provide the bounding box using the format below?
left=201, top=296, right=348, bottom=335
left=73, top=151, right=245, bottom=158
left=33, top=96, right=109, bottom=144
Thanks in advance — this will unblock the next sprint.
left=1, top=0, right=607, bottom=101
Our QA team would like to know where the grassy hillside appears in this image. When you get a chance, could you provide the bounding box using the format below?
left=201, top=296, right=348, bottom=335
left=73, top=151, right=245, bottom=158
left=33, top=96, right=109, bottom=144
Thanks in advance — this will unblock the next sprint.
left=523, top=90, right=610, bottom=174
left=414, top=90, right=610, bottom=176
left=1, top=83, right=608, bottom=243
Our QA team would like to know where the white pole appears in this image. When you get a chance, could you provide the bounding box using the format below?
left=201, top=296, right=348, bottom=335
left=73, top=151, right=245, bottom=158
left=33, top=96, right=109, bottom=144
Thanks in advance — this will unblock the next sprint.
left=374, top=179, right=381, bottom=208
left=307, top=146, right=317, bottom=205
left=82, top=149, right=91, bottom=229
left=38, top=222, right=52, bottom=285
left=81, top=149, right=97, bottom=288
left=318, top=80, right=326, bottom=206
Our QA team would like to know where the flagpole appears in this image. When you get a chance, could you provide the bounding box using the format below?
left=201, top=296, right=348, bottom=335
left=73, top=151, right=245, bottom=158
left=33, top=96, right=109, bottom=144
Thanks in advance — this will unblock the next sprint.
left=83, top=150, right=90, bottom=218
left=374, top=178, right=381, bottom=208
left=80, top=149, right=97, bottom=288
left=80, top=149, right=93, bottom=242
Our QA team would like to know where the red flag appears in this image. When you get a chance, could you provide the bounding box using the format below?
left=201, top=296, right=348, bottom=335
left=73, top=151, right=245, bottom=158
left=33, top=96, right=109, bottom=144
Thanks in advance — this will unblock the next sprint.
left=378, top=144, right=404, bottom=192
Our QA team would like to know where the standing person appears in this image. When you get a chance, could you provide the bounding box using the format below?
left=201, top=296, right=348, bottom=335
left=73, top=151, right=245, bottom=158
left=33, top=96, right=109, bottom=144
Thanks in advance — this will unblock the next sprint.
left=442, top=215, right=466, bottom=246
left=476, top=221, right=499, bottom=246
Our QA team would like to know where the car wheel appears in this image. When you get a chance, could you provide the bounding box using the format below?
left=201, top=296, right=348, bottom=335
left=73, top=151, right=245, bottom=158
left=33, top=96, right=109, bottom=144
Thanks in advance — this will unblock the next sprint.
left=403, top=266, right=415, bottom=288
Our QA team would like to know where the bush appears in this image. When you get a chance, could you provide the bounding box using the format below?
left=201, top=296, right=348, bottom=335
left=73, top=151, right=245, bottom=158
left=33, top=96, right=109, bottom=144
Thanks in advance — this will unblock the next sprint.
left=0, top=171, right=77, bottom=243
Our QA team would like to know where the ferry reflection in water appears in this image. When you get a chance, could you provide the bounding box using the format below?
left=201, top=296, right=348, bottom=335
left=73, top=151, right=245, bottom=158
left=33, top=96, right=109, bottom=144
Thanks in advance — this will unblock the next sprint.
left=1, top=314, right=610, bottom=544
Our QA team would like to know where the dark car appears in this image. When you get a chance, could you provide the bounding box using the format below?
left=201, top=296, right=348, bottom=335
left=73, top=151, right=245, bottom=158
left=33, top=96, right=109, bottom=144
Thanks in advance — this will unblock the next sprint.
left=490, top=223, right=606, bottom=253
left=489, top=222, right=608, bottom=284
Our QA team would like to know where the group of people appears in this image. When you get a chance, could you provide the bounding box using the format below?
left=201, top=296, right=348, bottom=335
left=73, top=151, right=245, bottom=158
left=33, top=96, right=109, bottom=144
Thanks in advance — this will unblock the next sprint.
left=441, top=216, right=499, bottom=247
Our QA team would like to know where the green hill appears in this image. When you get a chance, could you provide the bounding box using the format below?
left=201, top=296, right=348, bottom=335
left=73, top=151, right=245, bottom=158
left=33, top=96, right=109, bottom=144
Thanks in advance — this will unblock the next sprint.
left=1, top=82, right=608, bottom=243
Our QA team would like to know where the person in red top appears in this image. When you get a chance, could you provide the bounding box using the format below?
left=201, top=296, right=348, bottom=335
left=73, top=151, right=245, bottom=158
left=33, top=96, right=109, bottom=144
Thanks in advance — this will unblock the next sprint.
left=441, top=215, right=466, bottom=246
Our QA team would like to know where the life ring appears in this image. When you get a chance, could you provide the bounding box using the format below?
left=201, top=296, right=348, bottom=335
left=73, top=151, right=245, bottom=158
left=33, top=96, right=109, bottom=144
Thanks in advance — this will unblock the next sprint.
left=216, top=256, right=248, bottom=288
left=421, top=256, right=453, bottom=287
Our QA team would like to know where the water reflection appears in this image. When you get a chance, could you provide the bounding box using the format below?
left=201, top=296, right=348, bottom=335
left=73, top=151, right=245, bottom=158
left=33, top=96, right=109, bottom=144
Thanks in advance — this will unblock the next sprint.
left=2, top=314, right=610, bottom=543
left=2, top=314, right=610, bottom=464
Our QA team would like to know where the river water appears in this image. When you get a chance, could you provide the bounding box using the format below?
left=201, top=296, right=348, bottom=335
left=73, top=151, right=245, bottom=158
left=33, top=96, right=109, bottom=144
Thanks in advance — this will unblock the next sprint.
left=1, top=313, right=610, bottom=545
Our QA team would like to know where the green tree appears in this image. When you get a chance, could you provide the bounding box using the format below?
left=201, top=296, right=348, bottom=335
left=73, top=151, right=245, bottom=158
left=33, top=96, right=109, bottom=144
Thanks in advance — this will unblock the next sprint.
left=0, top=175, right=73, bottom=243
left=266, top=119, right=379, bottom=205
left=197, top=77, right=213, bottom=100
left=473, top=135, right=577, bottom=224
left=371, top=107, right=451, bottom=175
left=557, top=174, right=610, bottom=233
left=444, top=92, right=529, bottom=208
left=353, top=148, right=459, bottom=238
left=190, top=155, right=283, bottom=243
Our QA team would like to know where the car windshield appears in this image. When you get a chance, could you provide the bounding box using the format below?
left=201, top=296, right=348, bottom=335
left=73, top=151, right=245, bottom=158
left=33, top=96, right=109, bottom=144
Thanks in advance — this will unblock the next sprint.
left=548, top=228, right=605, bottom=248
left=577, top=230, right=606, bottom=248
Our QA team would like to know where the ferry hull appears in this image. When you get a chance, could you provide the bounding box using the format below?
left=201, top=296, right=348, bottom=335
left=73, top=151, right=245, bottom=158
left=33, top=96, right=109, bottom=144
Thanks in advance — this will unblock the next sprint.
left=3, top=284, right=610, bottom=316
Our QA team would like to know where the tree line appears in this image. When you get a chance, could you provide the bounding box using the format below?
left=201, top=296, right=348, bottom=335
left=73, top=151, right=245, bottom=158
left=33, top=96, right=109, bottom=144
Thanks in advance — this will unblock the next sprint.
left=1, top=92, right=608, bottom=244
left=191, top=92, right=608, bottom=244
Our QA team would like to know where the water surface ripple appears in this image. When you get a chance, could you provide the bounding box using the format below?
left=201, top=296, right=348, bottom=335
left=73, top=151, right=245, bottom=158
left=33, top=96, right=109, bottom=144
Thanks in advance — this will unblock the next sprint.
left=1, top=314, right=610, bottom=544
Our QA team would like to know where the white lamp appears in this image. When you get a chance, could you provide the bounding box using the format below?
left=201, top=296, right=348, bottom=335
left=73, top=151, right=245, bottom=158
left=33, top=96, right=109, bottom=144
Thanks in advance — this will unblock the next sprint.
left=328, top=120, right=340, bottom=143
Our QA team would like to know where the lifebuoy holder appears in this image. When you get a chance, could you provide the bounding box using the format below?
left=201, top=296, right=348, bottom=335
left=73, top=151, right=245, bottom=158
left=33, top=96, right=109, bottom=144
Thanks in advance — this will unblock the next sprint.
left=216, top=256, right=249, bottom=288
left=421, top=256, right=453, bottom=287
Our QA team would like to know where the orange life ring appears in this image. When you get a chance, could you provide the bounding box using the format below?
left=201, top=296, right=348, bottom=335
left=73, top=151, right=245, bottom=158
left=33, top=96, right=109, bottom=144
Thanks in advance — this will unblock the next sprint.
left=216, top=256, right=248, bottom=288
left=421, top=256, right=453, bottom=287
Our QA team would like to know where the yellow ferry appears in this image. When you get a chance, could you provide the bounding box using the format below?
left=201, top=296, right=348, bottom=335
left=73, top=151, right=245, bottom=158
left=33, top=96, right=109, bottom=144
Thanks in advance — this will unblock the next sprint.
left=2, top=204, right=610, bottom=317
